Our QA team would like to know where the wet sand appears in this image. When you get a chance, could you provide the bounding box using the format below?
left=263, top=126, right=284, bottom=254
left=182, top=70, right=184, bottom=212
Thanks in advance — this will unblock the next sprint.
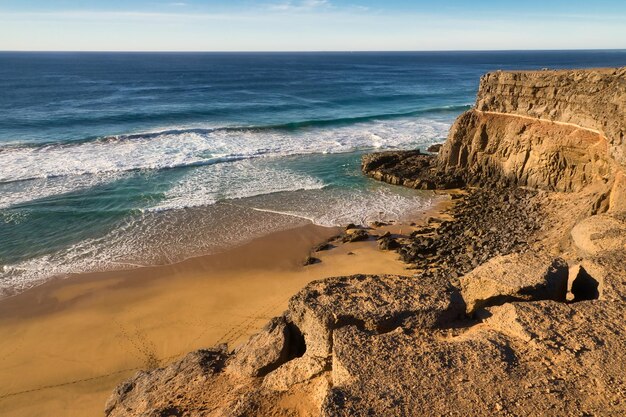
left=0, top=220, right=419, bottom=417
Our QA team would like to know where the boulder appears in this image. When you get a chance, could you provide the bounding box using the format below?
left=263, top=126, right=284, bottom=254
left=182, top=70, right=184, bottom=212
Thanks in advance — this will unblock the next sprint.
left=571, top=214, right=626, bottom=256
left=459, top=253, right=568, bottom=315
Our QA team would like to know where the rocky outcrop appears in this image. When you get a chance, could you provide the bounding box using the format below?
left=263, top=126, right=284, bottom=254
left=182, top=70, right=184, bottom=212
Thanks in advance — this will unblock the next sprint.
left=360, top=150, right=463, bottom=190
left=106, top=67, right=626, bottom=416
left=364, top=67, right=625, bottom=193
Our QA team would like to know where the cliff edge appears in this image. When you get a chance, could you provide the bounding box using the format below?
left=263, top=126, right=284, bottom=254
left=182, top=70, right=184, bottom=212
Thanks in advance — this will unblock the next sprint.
left=105, top=68, right=626, bottom=417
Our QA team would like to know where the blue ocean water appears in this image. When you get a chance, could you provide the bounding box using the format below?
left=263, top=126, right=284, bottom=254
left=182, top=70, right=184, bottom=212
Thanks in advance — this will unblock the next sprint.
left=1, top=50, right=625, bottom=295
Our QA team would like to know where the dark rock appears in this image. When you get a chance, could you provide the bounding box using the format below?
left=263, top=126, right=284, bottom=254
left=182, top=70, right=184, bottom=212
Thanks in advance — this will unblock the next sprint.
left=303, top=256, right=321, bottom=266
left=378, top=237, right=401, bottom=251
left=427, top=143, right=443, bottom=153
left=343, top=229, right=369, bottom=243
left=371, top=221, right=389, bottom=227
left=361, top=150, right=465, bottom=190
left=411, top=227, right=436, bottom=237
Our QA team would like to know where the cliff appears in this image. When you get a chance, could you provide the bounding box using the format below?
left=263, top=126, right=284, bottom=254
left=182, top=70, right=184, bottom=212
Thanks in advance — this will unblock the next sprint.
left=105, top=68, right=626, bottom=417
left=440, top=68, right=625, bottom=192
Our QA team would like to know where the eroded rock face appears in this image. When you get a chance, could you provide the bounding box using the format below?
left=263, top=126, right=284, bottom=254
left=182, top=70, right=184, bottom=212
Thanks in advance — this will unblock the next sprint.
left=475, top=68, right=626, bottom=166
left=287, top=274, right=465, bottom=355
left=439, top=109, right=612, bottom=191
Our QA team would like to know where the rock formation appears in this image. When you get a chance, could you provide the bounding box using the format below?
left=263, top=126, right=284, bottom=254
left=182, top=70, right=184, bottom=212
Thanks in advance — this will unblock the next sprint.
left=106, top=67, right=626, bottom=416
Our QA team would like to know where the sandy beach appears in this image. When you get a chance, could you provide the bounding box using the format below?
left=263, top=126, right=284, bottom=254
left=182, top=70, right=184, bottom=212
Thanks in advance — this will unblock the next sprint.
left=0, top=211, right=433, bottom=417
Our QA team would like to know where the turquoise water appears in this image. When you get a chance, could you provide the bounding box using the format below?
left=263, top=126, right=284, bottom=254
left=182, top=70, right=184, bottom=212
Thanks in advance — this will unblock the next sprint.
left=1, top=51, right=625, bottom=295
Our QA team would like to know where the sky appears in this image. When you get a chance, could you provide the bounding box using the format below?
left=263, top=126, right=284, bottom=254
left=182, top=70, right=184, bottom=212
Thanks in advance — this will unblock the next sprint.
left=1, top=0, right=626, bottom=51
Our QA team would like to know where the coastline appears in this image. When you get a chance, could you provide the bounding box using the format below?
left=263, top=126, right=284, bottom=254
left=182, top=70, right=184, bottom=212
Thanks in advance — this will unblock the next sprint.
left=0, top=198, right=448, bottom=417
left=101, top=66, right=626, bottom=417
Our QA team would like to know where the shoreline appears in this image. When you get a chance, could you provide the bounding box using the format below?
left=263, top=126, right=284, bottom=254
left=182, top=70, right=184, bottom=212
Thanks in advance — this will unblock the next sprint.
left=102, top=66, right=626, bottom=417
left=0, top=198, right=448, bottom=417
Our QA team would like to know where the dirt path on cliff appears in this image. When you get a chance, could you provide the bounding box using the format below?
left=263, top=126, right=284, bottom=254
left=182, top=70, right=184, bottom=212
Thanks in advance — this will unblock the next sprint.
left=479, top=110, right=605, bottom=136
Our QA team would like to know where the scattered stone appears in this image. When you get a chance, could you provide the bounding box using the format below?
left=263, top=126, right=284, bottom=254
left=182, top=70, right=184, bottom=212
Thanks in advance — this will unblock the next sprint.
left=345, top=223, right=358, bottom=230
left=303, top=256, right=321, bottom=266
left=378, top=237, right=401, bottom=251
left=342, top=229, right=369, bottom=243
left=397, top=186, right=541, bottom=280
left=410, top=227, right=435, bottom=237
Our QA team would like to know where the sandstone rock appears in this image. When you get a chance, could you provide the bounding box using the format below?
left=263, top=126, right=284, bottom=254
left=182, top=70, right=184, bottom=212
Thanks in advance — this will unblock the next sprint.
left=105, top=347, right=228, bottom=417
left=608, top=171, right=626, bottom=215
left=322, top=296, right=626, bottom=416
left=227, top=317, right=293, bottom=378
left=474, top=68, right=626, bottom=167
left=286, top=274, right=464, bottom=360
left=439, top=109, right=611, bottom=192
left=571, top=214, right=626, bottom=255
left=262, top=355, right=328, bottom=392
left=459, top=253, right=568, bottom=315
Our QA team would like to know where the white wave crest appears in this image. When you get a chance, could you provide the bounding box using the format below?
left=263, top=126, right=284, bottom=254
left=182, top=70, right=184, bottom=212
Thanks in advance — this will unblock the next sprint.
left=0, top=117, right=451, bottom=184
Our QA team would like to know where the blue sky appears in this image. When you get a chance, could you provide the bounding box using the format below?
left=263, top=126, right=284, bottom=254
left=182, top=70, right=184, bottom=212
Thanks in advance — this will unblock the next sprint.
left=1, top=0, right=625, bottom=51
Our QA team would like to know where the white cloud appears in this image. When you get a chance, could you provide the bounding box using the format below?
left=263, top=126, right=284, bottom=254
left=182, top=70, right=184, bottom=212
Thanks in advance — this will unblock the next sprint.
left=268, top=0, right=332, bottom=12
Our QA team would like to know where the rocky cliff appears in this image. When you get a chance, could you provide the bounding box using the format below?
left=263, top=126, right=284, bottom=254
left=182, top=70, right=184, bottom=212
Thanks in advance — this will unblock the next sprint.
left=105, top=68, right=626, bottom=417
left=440, top=68, right=625, bottom=192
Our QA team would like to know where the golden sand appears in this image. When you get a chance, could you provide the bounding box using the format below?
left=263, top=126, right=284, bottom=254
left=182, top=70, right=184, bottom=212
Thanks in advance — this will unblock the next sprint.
left=0, top=221, right=417, bottom=417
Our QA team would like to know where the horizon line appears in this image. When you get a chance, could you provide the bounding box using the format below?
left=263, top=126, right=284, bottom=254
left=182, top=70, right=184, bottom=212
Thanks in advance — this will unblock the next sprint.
left=1, top=48, right=626, bottom=54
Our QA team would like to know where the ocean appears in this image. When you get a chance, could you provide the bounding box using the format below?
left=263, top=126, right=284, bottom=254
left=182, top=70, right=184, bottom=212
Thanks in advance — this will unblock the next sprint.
left=1, top=50, right=625, bottom=296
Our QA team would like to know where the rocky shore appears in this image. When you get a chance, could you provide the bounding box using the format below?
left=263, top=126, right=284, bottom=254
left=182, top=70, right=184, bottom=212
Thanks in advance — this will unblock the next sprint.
left=105, top=67, right=626, bottom=416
